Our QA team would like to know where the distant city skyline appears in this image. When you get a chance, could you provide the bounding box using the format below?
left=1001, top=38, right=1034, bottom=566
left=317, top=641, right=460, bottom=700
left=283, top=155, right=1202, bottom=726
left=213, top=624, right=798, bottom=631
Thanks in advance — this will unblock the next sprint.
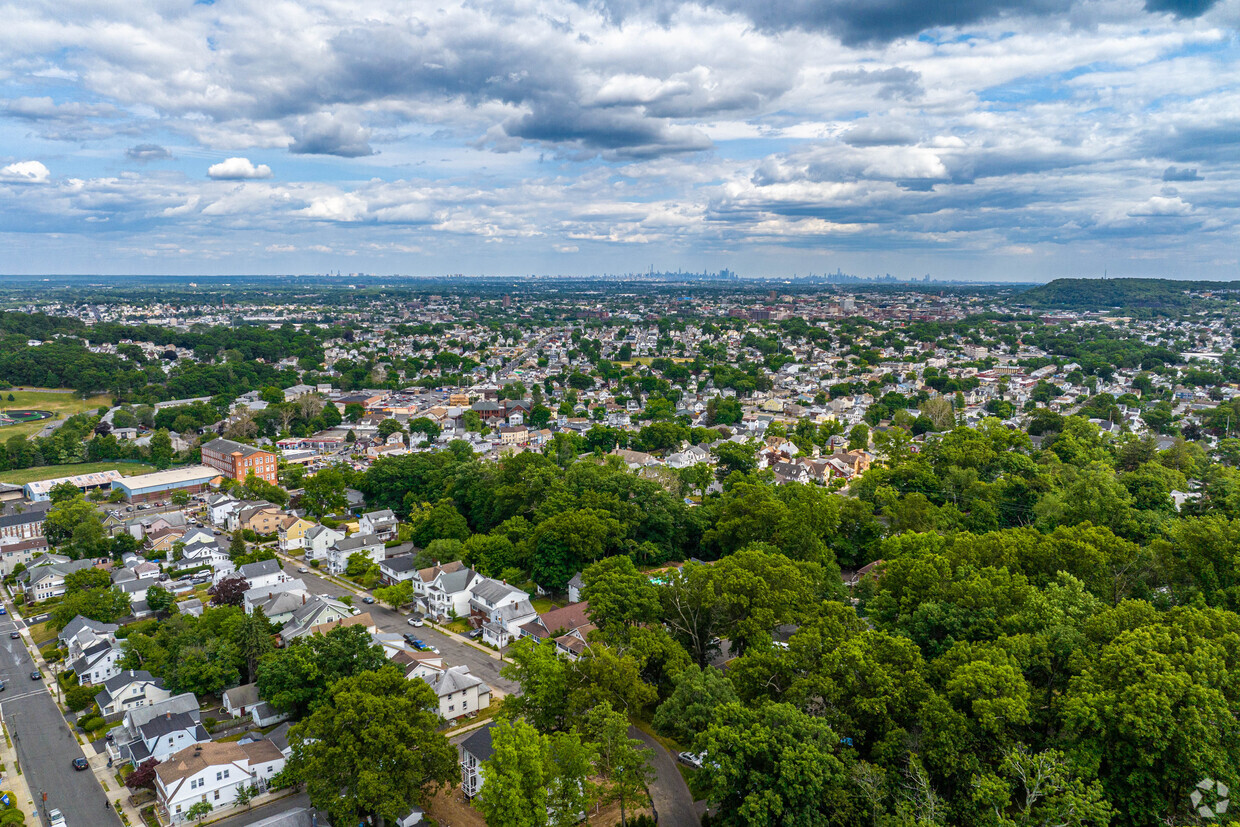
left=0, top=0, right=1237, bottom=279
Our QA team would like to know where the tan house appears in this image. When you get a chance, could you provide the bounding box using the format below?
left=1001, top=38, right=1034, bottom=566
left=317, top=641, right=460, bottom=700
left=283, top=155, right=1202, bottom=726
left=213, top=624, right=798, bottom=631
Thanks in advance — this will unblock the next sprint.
left=277, top=516, right=316, bottom=552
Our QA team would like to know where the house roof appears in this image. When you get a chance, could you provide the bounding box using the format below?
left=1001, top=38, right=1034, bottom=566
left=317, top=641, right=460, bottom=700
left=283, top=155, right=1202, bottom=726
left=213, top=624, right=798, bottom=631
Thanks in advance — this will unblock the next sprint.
left=469, top=577, right=526, bottom=605
left=59, top=615, right=119, bottom=645
left=238, top=558, right=283, bottom=580
left=223, top=683, right=260, bottom=708
left=202, top=438, right=271, bottom=459
left=422, top=664, right=487, bottom=697
left=155, top=741, right=247, bottom=786
left=459, top=721, right=497, bottom=763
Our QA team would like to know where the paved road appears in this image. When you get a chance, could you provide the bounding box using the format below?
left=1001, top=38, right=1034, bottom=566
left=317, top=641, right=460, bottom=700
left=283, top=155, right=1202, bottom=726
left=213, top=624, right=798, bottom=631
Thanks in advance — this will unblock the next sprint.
left=274, top=557, right=519, bottom=694
left=0, top=615, right=121, bottom=827
left=631, top=727, right=699, bottom=827
left=208, top=791, right=313, bottom=827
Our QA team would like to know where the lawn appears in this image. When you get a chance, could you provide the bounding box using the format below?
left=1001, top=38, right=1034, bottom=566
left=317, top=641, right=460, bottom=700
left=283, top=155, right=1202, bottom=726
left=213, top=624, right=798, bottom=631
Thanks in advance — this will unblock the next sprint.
left=0, top=460, right=156, bottom=485
left=0, top=389, right=112, bottom=440
left=530, top=597, right=559, bottom=614
left=27, top=620, right=57, bottom=646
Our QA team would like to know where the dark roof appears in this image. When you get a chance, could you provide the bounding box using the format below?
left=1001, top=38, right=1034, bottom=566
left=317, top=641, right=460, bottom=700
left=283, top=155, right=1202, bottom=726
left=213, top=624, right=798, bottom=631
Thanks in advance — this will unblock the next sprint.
left=202, top=437, right=269, bottom=459
left=459, top=721, right=497, bottom=763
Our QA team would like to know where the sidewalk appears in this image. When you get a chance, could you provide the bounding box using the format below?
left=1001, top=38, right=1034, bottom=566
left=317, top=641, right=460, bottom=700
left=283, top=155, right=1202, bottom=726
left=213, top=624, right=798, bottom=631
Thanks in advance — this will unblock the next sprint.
left=0, top=713, right=40, bottom=827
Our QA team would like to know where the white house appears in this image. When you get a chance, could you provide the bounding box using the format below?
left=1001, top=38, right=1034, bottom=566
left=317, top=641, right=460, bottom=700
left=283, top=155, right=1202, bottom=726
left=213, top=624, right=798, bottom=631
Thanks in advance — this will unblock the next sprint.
left=414, top=664, right=492, bottom=721
left=232, top=558, right=289, bottom=591
left=94, top=670, right=171, bottom=718
left=156, top=740, right=286, bottom=822
left=327, top=533, right=385, bottom=575
left=417, top=564, right=482, bottom=620
left=303, top=524, right=345, bottom=562
left=109, top=693, right=209, bottom=766
left=459, top=722, right=497, bottom=799
left=358, top=509, right=398, bottom=542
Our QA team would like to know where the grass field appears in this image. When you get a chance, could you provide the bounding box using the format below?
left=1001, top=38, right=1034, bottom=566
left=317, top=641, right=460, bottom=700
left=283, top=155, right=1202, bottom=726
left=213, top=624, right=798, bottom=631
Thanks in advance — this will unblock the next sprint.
left=0, top=461, right=157, bottom=485
left=0, top=388, right=112, bottom=440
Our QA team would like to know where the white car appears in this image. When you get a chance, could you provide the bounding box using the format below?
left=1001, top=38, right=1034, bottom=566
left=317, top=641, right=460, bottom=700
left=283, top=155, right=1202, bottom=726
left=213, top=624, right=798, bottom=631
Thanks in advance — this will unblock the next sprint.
left=677, top=752, right=704, bottom=769
left=48, top=809, right=66, bottom=826
left=408, top=616, right=424, bottom=627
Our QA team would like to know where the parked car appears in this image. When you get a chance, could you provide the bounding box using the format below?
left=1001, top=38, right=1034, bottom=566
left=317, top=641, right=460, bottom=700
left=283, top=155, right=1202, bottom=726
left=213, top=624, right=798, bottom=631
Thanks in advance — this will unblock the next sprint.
left=0, top=606, right=6, bottom=615
left=410, top=639, right=428, bottom=651
left=72, top=757, right=89, bottom=771
left=0, top=680, right=6, bottom=691
left=47, top=809, right=65, bottom=826
left=408, top=616, right=424, bottom=627
left=30, top=670, right=41, bottom=680
left=298, top=567, right=309, bottom=573
left=9, top=630, right=19, bottom=639
left=678, top=751, right=704, bottom=769
left=403, top=633, right=419, bottom=645
left=361, top=596, right=376, bottom=604
left=467, top=628, right=484, bottom=639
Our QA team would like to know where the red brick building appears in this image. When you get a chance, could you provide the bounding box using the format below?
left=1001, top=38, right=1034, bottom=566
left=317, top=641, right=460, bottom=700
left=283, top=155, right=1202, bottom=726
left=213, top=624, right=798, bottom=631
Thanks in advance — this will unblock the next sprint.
left=201, top=437, right=278, bottom=484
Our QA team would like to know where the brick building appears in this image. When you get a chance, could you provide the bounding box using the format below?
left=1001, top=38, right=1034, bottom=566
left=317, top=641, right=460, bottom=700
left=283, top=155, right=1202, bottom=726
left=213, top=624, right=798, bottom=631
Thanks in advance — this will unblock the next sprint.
left=201, top=438, right=277, bottom=484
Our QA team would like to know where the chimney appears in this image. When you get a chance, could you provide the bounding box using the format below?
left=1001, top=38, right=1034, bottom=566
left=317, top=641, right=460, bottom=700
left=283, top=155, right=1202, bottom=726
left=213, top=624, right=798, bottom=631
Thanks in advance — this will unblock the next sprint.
left=302, top=594, right=306, bottom=604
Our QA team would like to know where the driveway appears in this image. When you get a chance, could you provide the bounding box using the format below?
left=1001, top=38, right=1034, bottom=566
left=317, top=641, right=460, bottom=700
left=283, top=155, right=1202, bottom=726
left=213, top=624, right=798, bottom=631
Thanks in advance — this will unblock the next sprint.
left=631, top=726, right=699, bottom=826
left=0, top=615, right=121, bottom=827
left=275, top=558, right=519, bottom=694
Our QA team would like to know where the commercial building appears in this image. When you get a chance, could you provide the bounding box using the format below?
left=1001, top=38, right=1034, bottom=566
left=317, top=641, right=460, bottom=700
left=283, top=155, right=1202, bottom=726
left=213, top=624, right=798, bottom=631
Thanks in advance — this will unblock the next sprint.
left=112, top=466, right=220, bottom=504
left=24, top=469, right=124, bottom=502
left=201, top=437, right=277, bottom=484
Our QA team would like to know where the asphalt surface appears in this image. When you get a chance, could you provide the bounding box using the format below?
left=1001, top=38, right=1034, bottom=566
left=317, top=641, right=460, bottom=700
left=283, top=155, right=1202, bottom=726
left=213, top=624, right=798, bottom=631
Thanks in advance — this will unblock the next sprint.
left=275, top=557, right=519, bottom=694
left=0, top=614, right=121, bottom=827
left=631, top=726, right=700, bottom=827
left=208, top=791, right=313, bottom=827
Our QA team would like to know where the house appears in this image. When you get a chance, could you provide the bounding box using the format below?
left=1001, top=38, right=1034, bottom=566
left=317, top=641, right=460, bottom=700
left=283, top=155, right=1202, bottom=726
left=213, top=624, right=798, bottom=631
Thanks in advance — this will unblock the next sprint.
left=70, top=637, right=123, bottom=685
left=206, top=494, right=244, bottom=527
left=108, top=693, right=209, bottom=766
left=201, top=437, right=278, bottom=484
left=278, top=598, right=360, bottom=642
left=303, top=524, right=345, bottom=562
left=59, top=615, right=120, bottom=650
left=469, top=578, right=536, bottom=648
left=416, top=665, right=492, bottom=721
left=277, top=516, right=316, bottom=552
left=327, top=533, right=385, bottom=575
left=222, top=683, right=289, bottom=728
left=378, top=554, right=419, bottom=585
left=155, top=740, right=286, bottom=823
left=230, top=503, right=289, bottom=535
left=19, top=555, right=97, bottom=602
left=0, top=536, right=47, bottom=576
left=459, top=722, right=498, bottom=799
left=418, top=564, right=482, bottom=621
left=0, top=500, right=52, bottom=544
left=235, top=558, right=289, bottom=592
left=566, top=572, right=585, bottom=604
left=95, top=670, right=172, bottom=718
left=243, top=579, right=310, bottom=620
left=358, top=509, right=399, bottom=541
left=518, top=602, right=595, bottom=661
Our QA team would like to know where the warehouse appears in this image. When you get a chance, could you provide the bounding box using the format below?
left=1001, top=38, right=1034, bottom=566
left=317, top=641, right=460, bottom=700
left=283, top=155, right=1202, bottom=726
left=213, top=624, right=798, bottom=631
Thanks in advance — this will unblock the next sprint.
left=112, top=466, right=221, bottom=504
left=25, top=469, right=124, bottom=502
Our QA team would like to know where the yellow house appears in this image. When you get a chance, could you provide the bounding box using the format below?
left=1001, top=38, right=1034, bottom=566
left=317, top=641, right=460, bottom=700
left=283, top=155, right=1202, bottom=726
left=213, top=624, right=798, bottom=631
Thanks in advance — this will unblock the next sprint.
left=278, top=516, right=317, bottom=552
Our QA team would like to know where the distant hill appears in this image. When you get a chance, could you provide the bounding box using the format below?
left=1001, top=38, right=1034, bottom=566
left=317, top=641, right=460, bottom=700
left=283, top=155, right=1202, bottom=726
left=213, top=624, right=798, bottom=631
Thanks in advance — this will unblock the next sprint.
left=1018, top=278, right=1240, bottom=312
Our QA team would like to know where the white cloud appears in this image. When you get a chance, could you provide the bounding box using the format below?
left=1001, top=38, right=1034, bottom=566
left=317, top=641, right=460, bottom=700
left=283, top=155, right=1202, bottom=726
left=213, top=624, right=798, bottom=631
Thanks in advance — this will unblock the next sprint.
left=207, top=157, right=272, bottom=180
left=0, top=160, right=51, bottom=184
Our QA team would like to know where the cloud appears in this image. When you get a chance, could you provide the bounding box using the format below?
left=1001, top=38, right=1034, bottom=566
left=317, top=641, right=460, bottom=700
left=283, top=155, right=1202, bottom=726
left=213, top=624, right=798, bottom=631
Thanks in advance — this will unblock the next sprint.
left=289, top=113, right=375, bottom=158
left=4, top=96, right=117, bottom=120
left=1128, top=195, right=1193, bottom=216
left=207, top=158, right=273, bottom=180
left=1142, top=0, right=1219, bottom=17
left=1162, top=165, right=1202, bottom=181
left=0, top=161, right=51, bottom=184
left=126, top=144, right=173, bottom=162
left=830, top=67, right=923, bottom=101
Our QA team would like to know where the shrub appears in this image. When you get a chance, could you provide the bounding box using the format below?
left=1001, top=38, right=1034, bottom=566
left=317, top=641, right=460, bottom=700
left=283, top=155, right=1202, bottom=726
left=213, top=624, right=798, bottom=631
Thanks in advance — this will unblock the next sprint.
left=78, top=714, right=103, bottom=732
left=203, top=717, right=218, bottom=734
left=65, top=684, right=99, bottom=713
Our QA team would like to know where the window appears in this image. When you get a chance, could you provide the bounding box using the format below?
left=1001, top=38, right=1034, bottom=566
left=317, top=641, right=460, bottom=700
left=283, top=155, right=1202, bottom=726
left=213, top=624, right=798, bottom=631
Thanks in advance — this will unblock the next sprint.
left=223, top=769, right=229, bottom=779
left=214, top=790, right=220, bottom=800
left=216, top=772, right=222, bottom=781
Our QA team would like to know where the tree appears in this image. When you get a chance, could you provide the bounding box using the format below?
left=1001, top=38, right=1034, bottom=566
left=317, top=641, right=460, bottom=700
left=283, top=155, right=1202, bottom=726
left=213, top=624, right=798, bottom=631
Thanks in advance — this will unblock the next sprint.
left=43, top=494, right=102, bottom=547
left=185, top=800, right=213, bottom=823
left=146, top=585, right=177, bottom=615
left=170, top=489, right=190, bottom=507
left=51, top=587, right=131, bottom=629
left=48, top=480, right=81, bottom=503
left=476, top=718, right=550, bottom=827
left=289, top=668, right=457, bottom=827
left=584, top=702, right=653, bottom=827
left=211, top=575, right=250, bottom=607
left=125, top=758, right=160, bottom=791
left=234, top=608, right=274, bottom=683
left=848, top=422, right=870, bottom=451
left=229, top=531, right=247, bottom=561
left=150, top=428, right=174, bottom=469
left=500, top=638, right=571, bottom=733
left=660, top=561, right=722, bottom=668
left=529, top=508, right=624, bottom=591
left=377, top=418, right=405, bottom=440
left=233, top=784, right=258, bottom=810
left=344, top=402, right=366, bottom=422
left=712, top=440, right=756, bottom=480
left=302, top=467, right=348, bottom=517
left=581, top=556, right=661, bottom=638
left=373, top=580, right=413, bottom=610
left=257, top=625, right=390, bottom=718
left=696, top=702, right=854, bottom=826
left=652, top=665, right=739, bottom=745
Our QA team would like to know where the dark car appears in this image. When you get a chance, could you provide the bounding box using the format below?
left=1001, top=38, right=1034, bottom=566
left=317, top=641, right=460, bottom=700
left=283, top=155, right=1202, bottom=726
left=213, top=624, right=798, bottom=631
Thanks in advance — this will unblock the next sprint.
left=361, top=596, right=376, bottom=604
left=30, top=670, right=41, bottom=680
left=72, top=757, right=89, bottom=771
left=9, top=631, right=19, bottom=639
left=0, top=680, right=6, bottom=691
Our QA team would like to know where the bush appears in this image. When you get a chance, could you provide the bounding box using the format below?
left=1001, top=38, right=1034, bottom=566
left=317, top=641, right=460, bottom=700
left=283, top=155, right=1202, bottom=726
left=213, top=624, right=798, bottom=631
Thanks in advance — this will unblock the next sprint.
left=621, top=817, right=656, bottom=827
left=78, top=714, right=103, bottom=731
left=203, top=717, right=218, bottom=734
left=0, top=808, right=24, bottom=825
left=66, top=684, right=99, bottom=713
left=309, top=560, right=320, bottom=568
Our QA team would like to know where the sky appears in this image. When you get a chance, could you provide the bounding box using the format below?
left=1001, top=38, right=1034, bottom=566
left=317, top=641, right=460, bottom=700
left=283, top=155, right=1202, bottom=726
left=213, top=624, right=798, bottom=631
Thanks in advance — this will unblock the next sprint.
left=0, top=0, right=1237, bottom=280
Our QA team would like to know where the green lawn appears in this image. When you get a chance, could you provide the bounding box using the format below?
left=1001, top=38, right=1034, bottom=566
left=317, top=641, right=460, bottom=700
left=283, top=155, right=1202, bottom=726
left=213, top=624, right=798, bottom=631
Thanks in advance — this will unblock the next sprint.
left=0, top=389, right=113, bottom=440
left=0, top=461, right=156, bottom=485
left=530, top=597, right=559, bottom=614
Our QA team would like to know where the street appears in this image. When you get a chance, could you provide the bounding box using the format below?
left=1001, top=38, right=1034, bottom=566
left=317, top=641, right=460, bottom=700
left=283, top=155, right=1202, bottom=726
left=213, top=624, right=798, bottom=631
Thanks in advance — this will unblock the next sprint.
left=0, top=614, right=121, bottom=827
left=274, top=557, right=519, bottom=694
